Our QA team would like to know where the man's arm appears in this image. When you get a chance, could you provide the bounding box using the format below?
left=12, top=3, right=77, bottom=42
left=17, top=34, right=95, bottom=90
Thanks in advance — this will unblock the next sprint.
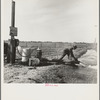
left=70, top=49, right=77, bottom=61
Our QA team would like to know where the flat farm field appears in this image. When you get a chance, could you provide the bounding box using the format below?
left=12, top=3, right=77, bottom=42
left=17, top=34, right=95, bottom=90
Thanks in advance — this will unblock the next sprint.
left=4, top=42, right=97, bottom=83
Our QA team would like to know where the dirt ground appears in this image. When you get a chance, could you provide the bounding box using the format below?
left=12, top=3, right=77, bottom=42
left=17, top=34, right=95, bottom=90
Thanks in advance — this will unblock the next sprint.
left=4, top=49, right=97, bottom=83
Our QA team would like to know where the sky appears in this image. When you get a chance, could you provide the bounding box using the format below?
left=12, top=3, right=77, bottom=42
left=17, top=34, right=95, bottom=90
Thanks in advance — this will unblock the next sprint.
left=2, top=0, right=98, bottom=42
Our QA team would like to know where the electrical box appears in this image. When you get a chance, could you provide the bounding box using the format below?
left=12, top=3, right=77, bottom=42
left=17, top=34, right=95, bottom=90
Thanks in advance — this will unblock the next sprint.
left=10, top=26, right=18, bottom=36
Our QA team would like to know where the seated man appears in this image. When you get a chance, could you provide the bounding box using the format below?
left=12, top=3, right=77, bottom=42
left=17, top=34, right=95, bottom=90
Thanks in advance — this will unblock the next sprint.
left=59, top=45, right=78, bottom=63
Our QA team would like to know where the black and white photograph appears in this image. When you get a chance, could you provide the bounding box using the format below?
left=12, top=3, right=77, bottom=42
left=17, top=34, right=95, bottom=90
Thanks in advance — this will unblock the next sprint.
left=1, top=0, right=99, bottom=100
left=3, top=0, right=98, bottom=84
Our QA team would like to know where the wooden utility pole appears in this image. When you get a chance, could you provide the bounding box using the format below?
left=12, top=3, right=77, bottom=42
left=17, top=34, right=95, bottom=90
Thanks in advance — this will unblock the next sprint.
left=11, top=0, right=15, bottom=27
left=9, top=0, right=18, bottom=64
